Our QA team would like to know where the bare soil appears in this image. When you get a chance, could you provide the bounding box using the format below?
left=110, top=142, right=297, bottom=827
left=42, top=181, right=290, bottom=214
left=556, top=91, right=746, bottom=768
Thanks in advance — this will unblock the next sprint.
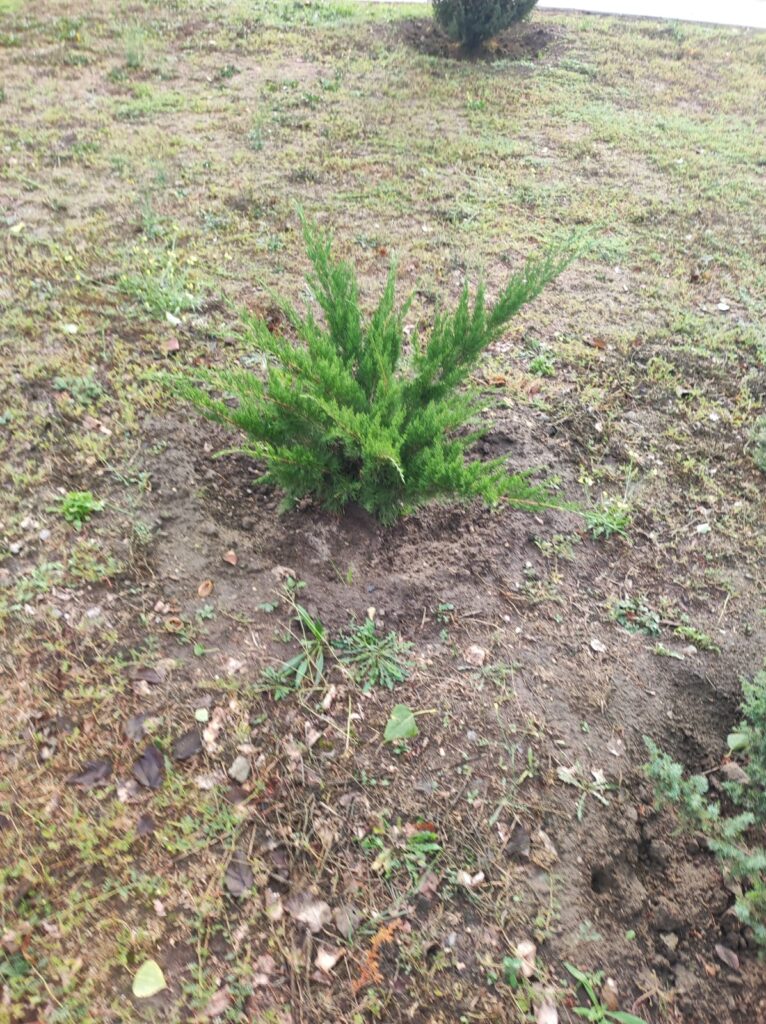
left=1, top=1, right=765, bottom=1022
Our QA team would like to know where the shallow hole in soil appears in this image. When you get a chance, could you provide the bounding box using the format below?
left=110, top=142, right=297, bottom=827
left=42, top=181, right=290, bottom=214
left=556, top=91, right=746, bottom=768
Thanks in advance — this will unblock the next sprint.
left=590, top=864, right=613, bottom=894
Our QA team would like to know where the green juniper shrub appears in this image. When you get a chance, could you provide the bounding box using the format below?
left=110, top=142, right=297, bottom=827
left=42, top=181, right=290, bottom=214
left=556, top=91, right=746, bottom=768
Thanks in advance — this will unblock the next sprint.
left=171, top=218, right=578, bottom=524
left=644, top=671, right=766, bottom=947
left=727, top=671, right=766, bottom=821
left=433, top=0, right=538, bottom=51
left=751, top=415, right=766, bottom=474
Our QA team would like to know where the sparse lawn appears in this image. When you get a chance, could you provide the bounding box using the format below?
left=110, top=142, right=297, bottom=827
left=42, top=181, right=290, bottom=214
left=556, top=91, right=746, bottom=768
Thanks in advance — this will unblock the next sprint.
left=1, top=1, right=765, bottom=1022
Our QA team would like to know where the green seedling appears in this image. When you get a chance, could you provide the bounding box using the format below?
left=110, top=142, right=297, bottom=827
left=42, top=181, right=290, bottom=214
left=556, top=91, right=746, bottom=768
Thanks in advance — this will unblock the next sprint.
left=556, top=765, right=613, bottom=821
left=565, top=963, right=648, bottom=1023
left=611, top=597, right=660, bottom=636
left=335, top=619, right=411, bottom=692
left=262, top=601, right=328, bottom=700
left=60, top=490, right=104, bottom=528
left=585, top=498, right=631, bottom=540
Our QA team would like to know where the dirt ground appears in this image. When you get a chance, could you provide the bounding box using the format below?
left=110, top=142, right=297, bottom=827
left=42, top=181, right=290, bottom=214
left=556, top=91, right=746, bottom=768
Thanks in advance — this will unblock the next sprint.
left=1, top=1, right=765, bottom=1022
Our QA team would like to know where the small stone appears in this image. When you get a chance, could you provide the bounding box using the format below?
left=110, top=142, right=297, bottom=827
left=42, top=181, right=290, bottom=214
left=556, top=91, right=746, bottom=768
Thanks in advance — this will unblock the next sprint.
left=661, top=932, right=679, bottom=953
left=228, top=755, right=250, bottom=784
left=647, top=839, right=671, bottom=866
left=653, top=900, right=684, bottom=933
left=9, top=542, right=22, bottom=555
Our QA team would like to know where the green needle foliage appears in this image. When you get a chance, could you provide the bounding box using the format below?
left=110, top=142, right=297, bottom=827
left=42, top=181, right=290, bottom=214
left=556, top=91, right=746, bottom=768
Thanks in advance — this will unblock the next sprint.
left=645, top=673, right=766, bottom=948
left=433, top=0, right=538, bottom=50
left=171, top=218, right=578, bottom=524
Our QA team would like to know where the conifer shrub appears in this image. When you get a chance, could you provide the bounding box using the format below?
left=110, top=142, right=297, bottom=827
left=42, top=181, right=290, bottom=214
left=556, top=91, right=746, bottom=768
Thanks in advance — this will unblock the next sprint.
left=171, top=218, right=577, bottom=524
left=644, top=671, right=766, bottom=947
left=433, top=0, right=538, bottom=50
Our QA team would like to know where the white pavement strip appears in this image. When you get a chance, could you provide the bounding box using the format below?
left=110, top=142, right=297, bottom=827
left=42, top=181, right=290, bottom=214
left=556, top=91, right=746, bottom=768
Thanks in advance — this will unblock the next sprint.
left=359, top=0, right=766, bottom=30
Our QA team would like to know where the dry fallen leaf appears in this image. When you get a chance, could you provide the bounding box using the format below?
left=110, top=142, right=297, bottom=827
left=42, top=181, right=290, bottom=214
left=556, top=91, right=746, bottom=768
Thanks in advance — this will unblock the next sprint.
left=132, top=745, right=164, bottom=790
left=172, top=728, right=203, bottom=762
left=515, top=939, right=537, bottom=979
left=285, top=890, right=331, bottom=933
left=601, top=978, right=619, bottom=1011
left=264, top=889, right=283, bottom=923
left=417, top=872, right=440, bottom=898
left=535, top=992, right=558, bottom=1024
left=66, top=759, right=112, bottom=789
left=456, top=869, right=485, bottom=889
left=464, top=643, right=486, bottom=667
left=252, top=953, right=277, bottom=988
left=720, top=762, right=750, bottom=785
left=204, top=986, right=231, bottom=1018
left=714, top=943, right=739, bottom=971
left=203, top=707, right=226, bottom=754
left=314, top=945, right=344, bottom=973
left=197, top=579, right=214, bottom=598
left=131, top=665, right=165, bottom=685
left=532, top=829, right=558, bottom=867
left=224, top=850, right=254, bottom=898
left=333, top=904, right=361, bottom=939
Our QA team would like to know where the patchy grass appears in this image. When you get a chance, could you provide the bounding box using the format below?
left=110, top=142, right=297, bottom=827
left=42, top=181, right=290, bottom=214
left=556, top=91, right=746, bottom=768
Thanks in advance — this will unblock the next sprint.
left=1, top=1, right=765, bottom=1022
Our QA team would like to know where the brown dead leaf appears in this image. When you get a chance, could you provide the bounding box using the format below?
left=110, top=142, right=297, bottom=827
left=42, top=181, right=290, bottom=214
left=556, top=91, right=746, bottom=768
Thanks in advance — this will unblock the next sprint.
left=333, top=904, right=361, bottom=939
left=456, top=869, right=485, bottom=889
left=535, top=991, right=558, bottom=1024
left=417, top=871, right=440, bottom=898
left=252, top=953, right=277, bottom=987
left=714, top=943, right=739, bottom=971
left=197, top=579, right=214, bottom=598
left=532, top=829, right=558, bottom=868
left=314, top=945, right=344, bottom=974
left=203, top=707, right=226, bottom=754
left=464, top=643, right=486, bottom=667
left=131, top=665, right=165, bottom=685
left=285, top=890, right=331, bottom=933
left=515, top=939, right=537, bottom=979
left=264, top=888, right=283, bottom=923
left=204, top=986, right=231, bottom=1018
